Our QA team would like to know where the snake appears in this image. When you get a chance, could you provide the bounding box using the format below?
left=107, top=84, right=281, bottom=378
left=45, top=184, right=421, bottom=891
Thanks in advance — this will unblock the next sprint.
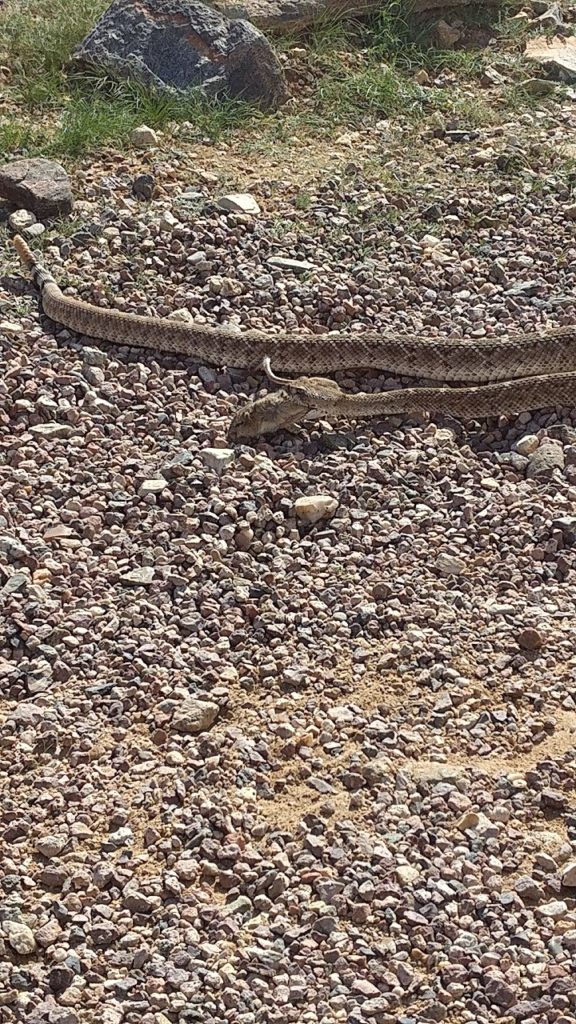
left=11, top=233, right=576, bottom=438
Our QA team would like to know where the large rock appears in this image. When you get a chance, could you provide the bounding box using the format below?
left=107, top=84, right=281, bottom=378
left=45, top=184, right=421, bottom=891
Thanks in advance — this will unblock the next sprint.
left=72, top=0, right=289, bottom=112
left=0, top=158, right=73, bottom=218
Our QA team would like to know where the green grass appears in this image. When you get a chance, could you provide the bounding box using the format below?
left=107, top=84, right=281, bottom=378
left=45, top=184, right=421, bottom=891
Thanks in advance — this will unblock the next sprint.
left=0, top=0, right=554, bottom=162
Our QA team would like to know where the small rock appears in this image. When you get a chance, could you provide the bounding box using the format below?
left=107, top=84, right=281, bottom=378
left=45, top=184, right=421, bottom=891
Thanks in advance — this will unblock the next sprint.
left=526, top=441, right=565, bottom=480
left=537, top=900, right=568, bottom=919
left=267, top=256, right=316, bottom=273
left=217, top=193, right=261, bottom=215
left=396, top=865, right=420, bottom=885
left=0, top=157, right=73, bottom=217
left=435, top=552, right=466, bottom=576
left=541, top=787, right=567, bottom=810
left=120, top=567, right=155, bottom=586
left=515, top=434, right=539, bottom=456
left=172, top=698, right=220, bottom=734
left=294, top=495, right=338, bottom=524
left=159, top=209, right=179, bottom=231
left=3, top=920, right=36, bottom=954
left=35, top=834, right=67, bottom=857
left=561, top=861, right=576, bottom=887
left=130, top=125, right=158, bottom=149
left=8, top=208, right=36, bottom=230
left=35, top=919, right=63, bottom=948
left=517, top=627, right=544, bottom=651
left=29, top=423, right=75, bottom=439
left=201, top=448, right=235, bottom=473
left=0, top=320, right=24, bottom=335
left=485, top=976, right=517, bottom=1008
left=138, top=477, right=167, bottom=496
left=132, top=173, right=156, bottom=199
left=565, top=203, right=576, bottom=221
left=24, top=222, right=46, bottom=237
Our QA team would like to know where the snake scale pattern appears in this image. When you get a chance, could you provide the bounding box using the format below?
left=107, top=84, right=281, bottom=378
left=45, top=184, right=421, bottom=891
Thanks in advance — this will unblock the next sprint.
left=12, top=233, right=576, bottom=437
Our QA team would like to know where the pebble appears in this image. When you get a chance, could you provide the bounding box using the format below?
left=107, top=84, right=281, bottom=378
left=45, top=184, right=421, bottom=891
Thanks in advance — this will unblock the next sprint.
left=201, top=447, right=235, bottom=472
left=8, top=208, right=36, bottom=230
left=561, top=861, right=576, bottom=886
left=517, top=626, right=545, bottom=651
left=120, top=566, right=155, bottom=585
left=171, top=698, right=220, bottom=733
left=435, top=552, right=466, bottom=576
left=515, top=433, right=539, bottom=455
left=130, top=124, right=158, bottom=148
left=294, top=494, right=339, bottom=523
left=526, top=441, right=565, bottom=480
left=217, top=192, right=261, bottom=214
left=3, top=921, right=36, bottom=954
left=267, top=256, right=316, bottom=272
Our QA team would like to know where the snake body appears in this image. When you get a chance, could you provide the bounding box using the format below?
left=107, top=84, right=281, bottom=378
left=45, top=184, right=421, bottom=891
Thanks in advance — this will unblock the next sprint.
left=12, top=233, right=576, bottom=437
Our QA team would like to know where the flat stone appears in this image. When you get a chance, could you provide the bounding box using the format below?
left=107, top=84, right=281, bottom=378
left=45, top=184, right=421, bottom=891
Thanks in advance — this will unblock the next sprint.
left=0, top=158, right=73, bottom=218
left=267, top=256, right=316, bottom=272
left=72, top=0, right=289, bottom=112
left=172, top=697, right=220, bottom=733
left=294, top=495, right=338, bottom=524
left=396, top=865, right=420, bottom=885
left=537, top=899, right=568, bottom=919
left=217, top=193, right=261, bottom=214
left=138, top=477, right=167, bottom=496
left=29, top=423, right=76, bottom=439
left=120, top=567, right=155, bottom=585
left=35, top=919, right=63, bottom=948
left=0, top=320, right=24, bottom=335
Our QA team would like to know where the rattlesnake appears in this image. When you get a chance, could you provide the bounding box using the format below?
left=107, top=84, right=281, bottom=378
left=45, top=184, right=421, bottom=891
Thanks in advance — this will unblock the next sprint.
left=12, top=233, right=576, bottom=438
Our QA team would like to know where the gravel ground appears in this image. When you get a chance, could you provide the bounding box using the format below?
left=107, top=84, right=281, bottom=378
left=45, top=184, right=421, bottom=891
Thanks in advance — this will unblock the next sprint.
left=1, top=109, right=576, bottom=1024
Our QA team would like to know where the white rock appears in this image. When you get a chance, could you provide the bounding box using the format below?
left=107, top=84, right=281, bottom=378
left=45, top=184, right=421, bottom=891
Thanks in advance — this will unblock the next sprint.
left=515, top=434, right=539, bottom=456
left=8, top=208, right=36, bottom=230
left=537, top=899, right=568, bottom=919
left=294, top=495, right=338, bottom=524
left=396, top=865, right=420, bottom=885
left=120, top=567, right=155, bottom=585
left=167, top=308, right=195, bottom=323
left=217, top=193, right=261, bottom=215
left=3, top=921, right=36, bottom=954
left=267, top=256, right=316, bottom=273
left=435, top=552, right=466, bottom=576
left=561, top=861, right=576, bottom=887
left=201, top=448, right=235, bottom=473
left=130, top=125, right=158, bottom=149
left=138, top=477, right=167, bottom=496
left=420, top=233, right=444, bottom=249
left=172, top=698, right=219, bottom=734
left=35, top=833, right=67, bottom=857
left=0, top=320, right=23, bottom=335
left=29, top=423, right=75, bottom=439
left=159, top=209, right=179, bottom=231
